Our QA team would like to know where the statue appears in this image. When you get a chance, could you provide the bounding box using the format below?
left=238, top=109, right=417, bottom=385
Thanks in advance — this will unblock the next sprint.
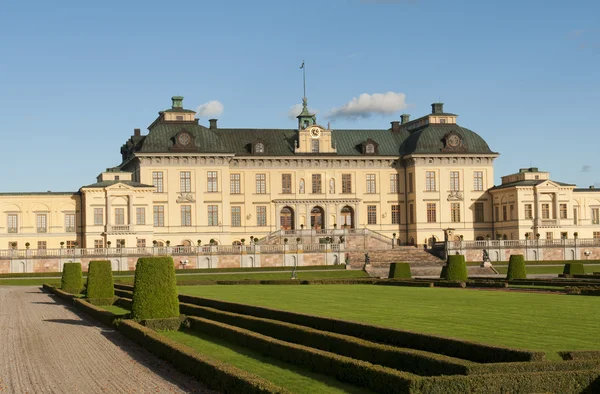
left=481, top=249, right=492, bottom=268
left=299, top=179, right=305, bottom=194
left=329, top=178, right=335, bottom=194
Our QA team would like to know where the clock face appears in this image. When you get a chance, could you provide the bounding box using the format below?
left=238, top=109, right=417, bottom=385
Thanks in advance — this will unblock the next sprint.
left=309, top=127, right=322, bottom=139
left=178, top=133, right=191, bottom=146
left=447, top=134, right=460, bottom=147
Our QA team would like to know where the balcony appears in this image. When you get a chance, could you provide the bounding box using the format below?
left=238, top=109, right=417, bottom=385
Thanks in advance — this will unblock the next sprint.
left=536, top=219, right=558, bottom=227
left=8, top=228, right=18, bottom=233
left=106, top=225, right=131, bottom=233
left=37, top=228, right=47, bottom=233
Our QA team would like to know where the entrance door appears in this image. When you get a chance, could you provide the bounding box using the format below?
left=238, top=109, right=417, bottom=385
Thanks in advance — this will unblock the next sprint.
left=340, top=206, right=354, bottom=229
left=280, top=207, right=294, bottom=230
left=310, top=207, right=324, bottom=230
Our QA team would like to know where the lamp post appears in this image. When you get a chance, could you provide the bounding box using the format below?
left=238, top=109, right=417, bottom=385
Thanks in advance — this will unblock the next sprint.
left=283, top=238, right=288, bottom=267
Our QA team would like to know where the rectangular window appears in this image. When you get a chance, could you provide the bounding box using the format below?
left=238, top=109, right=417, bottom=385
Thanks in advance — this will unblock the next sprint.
left=574, top=208, right=578, bottom=225
left=510, top=204, right=515, bottom=220
left=542, top=203, right=550, bottom=219
left=230, top=174, right=241, bottom=194
left=115, top=208, right=125, bottom=225
left=65, top=213, right=75, bottom=232
left=38, top=241, right=47, bottom=250
left=153, top=205, right=164, bottom=227
left=560, top=203, right=567, bottom=219
left=137, top=238, right=146, bottom=248
left=427, top=203, right=437, bottom=223
left=592, top=208, right=600, bottom=225
left=312, top=174, right=322, bottom=194
left=474, top=202, right=484, bottom=223
left=473, top=171, right=483, bottom=191
left=181, top=171, right=192, bottom=193
left=281, top=174, right=292, bottom=194
left=94, top=208, right=103, bottom=226
left=152, top=171, right=164, bottom=193
left=7, top=214, right=18, bottom=233
left=208, top=205, right=219, bottom=226
left=525, top=204, right=533, bottom=219
left=451, top=203, right=461, bottom=223
left=594, top=231, right=600, bottom=239
left=390, top=174, right=399, bottom=193
left=450, top=171, right=459, bottom=192
left=181, top=205, right=192, bottom=226
left=136, top=207, right=145, bottom=225
left=342, top=174, right=352, bottom=193
left=494, top=206, right=499, bottom=221
left=94, top=239, right=103, bottom=249
left=311, top=139, right=319, bottom=153
left=408, top=173, right=414, bottom=193
left=367, top=205, right=377, bottom=225
left=66, top=240, right=76, bottom=249
left=502, top=205, right=507, bottom=221
left=546, top=232, right=553, bottom=240
left=256, top=174, right=266, bottom=194
left=366, top=174, right=376, bottom=194
left=37, top=214, right=47, bottom=233
left=231, top=206, right=241, bottom=227
left=391, top=205, right=400, bottom=224
left=116, top=239, right=125, bottom=248
left=425, top=171, right=436, bottom=191
left=207, top=171, right=218, bottom=192
left=257, top=206, right=267, bottom=226
left=409, top=204, right=414, bottom=224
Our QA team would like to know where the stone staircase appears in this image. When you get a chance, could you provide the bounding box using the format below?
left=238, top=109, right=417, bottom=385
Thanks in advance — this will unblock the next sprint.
left=346, top=246, right=445, bottom=278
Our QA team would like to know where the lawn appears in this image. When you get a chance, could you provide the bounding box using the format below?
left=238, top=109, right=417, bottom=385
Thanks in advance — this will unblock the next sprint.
left=162, top=330, right=371, bottom=394
left=99, top=304, right=131, bottom=315
left=494, top=265, right=600, bottom=275
left=178, top=285, right=600, bottom=360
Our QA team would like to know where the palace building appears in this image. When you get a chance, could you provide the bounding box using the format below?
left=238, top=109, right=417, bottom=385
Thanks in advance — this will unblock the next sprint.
left=1, top=96, right=599, bottom=251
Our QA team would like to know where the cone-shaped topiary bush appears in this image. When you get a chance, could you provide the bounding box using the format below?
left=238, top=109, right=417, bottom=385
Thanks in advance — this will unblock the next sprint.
left=563, top=263, right=585, bottom=275
left=388, top=262, right=412, bottom=279
left=446, top=254, right=468, bottom=281
left=506, top=254, right=527, bottom=279
left=86, top=260, right=114, bottom=305
left=132, top=257, right=179, bottom=320
left=61, top=262, right=83, bottom=294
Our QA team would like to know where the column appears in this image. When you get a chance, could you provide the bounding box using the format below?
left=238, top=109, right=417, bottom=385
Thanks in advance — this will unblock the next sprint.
left=106, top=193, right=111, bottom=227
left=129, top=194, right=135, bottom=226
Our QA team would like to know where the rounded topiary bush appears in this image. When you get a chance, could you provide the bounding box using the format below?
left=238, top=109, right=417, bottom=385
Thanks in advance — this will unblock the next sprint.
left=388, top=262, right=412, bottom=279
left=61, top=262, right=83, bottom=294
left=446, top=255, right=468, bottom=281
left=86, top=260, right=114, bottom=305
left=563, top=263, right=585, bottom=275
left=506, top=254, right=527, bottom=280
left=132, top=257, right=179, bottom=320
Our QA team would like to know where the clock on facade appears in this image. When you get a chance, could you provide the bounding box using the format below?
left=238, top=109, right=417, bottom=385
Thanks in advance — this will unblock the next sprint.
left=178, top=133, right=191, bottom=146
left=309, top=127, right=322, bottom=139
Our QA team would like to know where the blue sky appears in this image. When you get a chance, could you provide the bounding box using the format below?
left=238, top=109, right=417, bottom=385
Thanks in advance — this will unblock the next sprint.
left=0, top=0, right=598, bottom=191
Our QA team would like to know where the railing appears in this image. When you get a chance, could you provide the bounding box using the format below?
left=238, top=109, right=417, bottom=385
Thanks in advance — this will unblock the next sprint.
left=107, top=225, right=131, bottom=232
left=448, top=238, right=600, bottom=249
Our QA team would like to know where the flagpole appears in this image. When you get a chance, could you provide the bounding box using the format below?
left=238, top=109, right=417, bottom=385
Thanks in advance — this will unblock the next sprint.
left=301, top=60, right=306, bottom=98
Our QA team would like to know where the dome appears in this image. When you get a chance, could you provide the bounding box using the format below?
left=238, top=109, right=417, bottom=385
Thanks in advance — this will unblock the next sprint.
left=399, top=124, right=495, bottom=155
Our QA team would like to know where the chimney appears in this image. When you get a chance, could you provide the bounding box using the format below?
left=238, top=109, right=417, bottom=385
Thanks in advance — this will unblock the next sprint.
left=400, top=114, right=410, bottom=124
left=171, top=96, right=184, bottom=109
left=431, top=103, right=444, bottom=114
left=209, top=119, right=218, bottom=129
left=390, top=121, right=400, bottom=132
left=133, top=128, right=141, bottom=137
left=590, top=186, right=595, bottom=190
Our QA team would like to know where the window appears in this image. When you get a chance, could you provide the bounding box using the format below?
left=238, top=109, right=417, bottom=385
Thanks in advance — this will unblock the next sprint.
left=425, top=171, right=436, bottom=191
left=510, top=204, right=515, bottom=220
left=592, top=208, right=600, bottom=225
left=494, top=206, right=499, bottom=221
left=427, top=203, right=437, bottom=223
left=257, top=206, right=267, bottom=226
left=94, top=208, right=103, bottom=226
left=542, top=203, right=550, bottom=219
left=312, top=174, right=322, bottom=194
left=525, top=204, right=533, bottom=219
left=179, top=171, right=191, bottom=193
left=256, top=174, right=266, bottom=194
left=255, top=142, right=264, bottom=153
left=116, top=239, right=125, bottom=248
left=94, top=239, right=103, bottom=249
left=440, top=118, right=447, bottom=124
left=450, top=171, right=459, bottom=192
left=560, top=204, right=567, bottom=219
left=409, top=204, right=414, bottom=224
left=366, top=174, right=376, bottom=194
left=65, top=213, right=75, bottom=232
left=114, top=175, right=120, bottom=181
left=181, top=205, right=191, bottom=226
left=115, top=208, right=125, bottom=225
left=137, top=238, right=146, bottom=248
left=473, top=171, right=483, bottom=191
left=208, top=205, right=218, bottom=226
left=207, top=171, right=218, bottom=192
left=38, top=241, right=47, bottom=250
left=231, top=207, right=241, bottom=227
left=365, top=144, right=375, bottom=154
left=367, top=205, right=377, bottom=225
left=153, top=205, right=165, bottom=227
left=342, top=174, right=352, bottom=193
left=7, top=214, right=18, bottom=233
left=66, top=240, right=76, bottom=249
left=37, top=214, right=47, bottom=233
left=311, top=139, right=319, bottom=153
left=502, top=205, right=507, bottom=221
left=573, top=208, right=578, bottom=225
left=546, top=232, right=553, bottom=240
left=474, top=202, right=484, bottom=223
left=176, top=115, right=184, bottom=121
left=594, top=231, right=600, bottom=239
left=408, top=173, right=414, bottom=193
left=451, top=203, right=461, bottom=223
left=390, top=174, right=399, bottom=193
left=230, top=174, right=241, bottom=194
left=391, top=205, right=400, bottom=224
left=152, top=171, right=164, bottom=193
left=282, top=174, right=292, bottom=194
left=136, top=207, right=145, bottom=225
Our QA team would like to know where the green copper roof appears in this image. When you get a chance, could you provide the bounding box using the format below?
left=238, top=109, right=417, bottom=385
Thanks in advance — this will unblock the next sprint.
left=489, top=180, right=575, bottom=190
left=400, top=124, right=495, bottom=155
left=80, top=180, right=154, bottom=189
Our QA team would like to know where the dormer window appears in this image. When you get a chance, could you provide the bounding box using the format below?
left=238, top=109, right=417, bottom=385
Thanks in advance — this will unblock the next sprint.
left=252, top=140, right=266, bottom=155
left=365, top=144, right=375, bottom=154
left=115, top=176, right=120, bottom=181
left=361, top=139, right=378, bottom=155
left=176, top=115, right=184, bottom=121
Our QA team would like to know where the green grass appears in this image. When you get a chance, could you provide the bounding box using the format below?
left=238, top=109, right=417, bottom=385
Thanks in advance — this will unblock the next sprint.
left=178, top=285, right=600, bottom=360
left=162, top=330, right=371, bottom=394
left=99, top=304, right=130, bottom=315
left=495, top=265, right=600, bottom=275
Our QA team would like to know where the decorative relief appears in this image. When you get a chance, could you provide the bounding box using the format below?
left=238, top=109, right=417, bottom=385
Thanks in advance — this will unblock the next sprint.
left=447, top=191, right=464, bottom=201
left=176, top=193, right=196, bottom=203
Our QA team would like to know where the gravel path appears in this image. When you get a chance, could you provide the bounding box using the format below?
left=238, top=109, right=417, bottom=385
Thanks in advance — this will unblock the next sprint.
left=0, top=286, right=216, bottom=394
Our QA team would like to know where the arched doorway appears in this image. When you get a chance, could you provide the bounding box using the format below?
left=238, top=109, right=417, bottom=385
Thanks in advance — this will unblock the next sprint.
left=340, top=206, right=354, bottom=229
left=310, top=206, right=324, bottom=230
left=280, top=207, right=294, bottom=230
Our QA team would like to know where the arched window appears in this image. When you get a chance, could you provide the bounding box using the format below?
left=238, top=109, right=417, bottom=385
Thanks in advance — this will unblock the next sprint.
left=255, top=142, right=264, bottom=153
left=366, top=144, right=375, bottom=154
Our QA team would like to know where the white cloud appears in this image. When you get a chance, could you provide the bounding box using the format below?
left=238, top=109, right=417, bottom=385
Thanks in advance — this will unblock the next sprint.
left=581, top=164, right=592, bottom=173
left=287, top=103, right=319, bottom=120
left=196, top=100, right=224, bottom=118
left=327, top=92, right=408, bottom=120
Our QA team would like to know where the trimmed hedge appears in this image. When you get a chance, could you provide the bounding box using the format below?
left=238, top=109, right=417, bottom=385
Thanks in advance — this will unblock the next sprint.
left=72, top=298, right=125, bottom=326
left=446, top=255, right=468, bottom=281
left=115, top=296, right=133, bottom=309
left=61, top=263, right=83, bottom=294
left=559, top=351, right=600, bottom=361
left=117, top=320, right=290, bottom=394
left=564, top=263, right=585, bottom=275
left=141, top=316, right=183, bottom=331
left=86, top=260, right=114, bottom=305
left=466, top=281, right=508, bottom=289
left=375, top=281, right=434, bottom=288
left=506, top=255, right=526, bottom=280
left=566, top=286, right=600, bottom=296
left=132, top=257, right=179, bottom=321
left=388, top=263, right=412, bottom=279
left=439, top=265, right=448, bottom=279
